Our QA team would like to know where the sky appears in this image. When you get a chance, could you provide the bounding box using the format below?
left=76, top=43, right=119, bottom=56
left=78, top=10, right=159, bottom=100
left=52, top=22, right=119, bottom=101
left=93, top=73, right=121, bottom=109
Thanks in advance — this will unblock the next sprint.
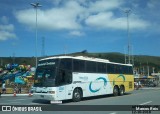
left=0, top=0, right=160, bottom=57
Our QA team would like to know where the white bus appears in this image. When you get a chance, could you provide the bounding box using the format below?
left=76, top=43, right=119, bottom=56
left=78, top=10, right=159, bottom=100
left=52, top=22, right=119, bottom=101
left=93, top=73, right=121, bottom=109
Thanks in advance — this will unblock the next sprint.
left=33, top=56, right=134, bottom=102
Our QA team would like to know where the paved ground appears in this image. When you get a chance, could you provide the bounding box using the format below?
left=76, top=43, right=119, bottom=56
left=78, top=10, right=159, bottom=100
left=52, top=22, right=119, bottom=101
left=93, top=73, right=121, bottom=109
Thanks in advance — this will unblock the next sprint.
left=0, top=87, right=160, bottom=114
left=1, top=93, right=33, bottom=97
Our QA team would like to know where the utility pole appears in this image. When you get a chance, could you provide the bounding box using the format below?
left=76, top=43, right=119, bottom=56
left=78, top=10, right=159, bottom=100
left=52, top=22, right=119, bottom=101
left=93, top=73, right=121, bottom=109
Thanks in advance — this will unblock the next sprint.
left=147, top=61, right=150, bottom=77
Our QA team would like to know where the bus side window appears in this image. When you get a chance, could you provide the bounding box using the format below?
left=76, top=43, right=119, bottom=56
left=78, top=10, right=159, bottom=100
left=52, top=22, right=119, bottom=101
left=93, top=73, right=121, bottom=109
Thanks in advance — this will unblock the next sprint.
left=65, top=71, right=72, bottom=84
left=128, top=66, right=133, bottom=75
left=57, top=69, right=72, bottom=85
left=107, top=64, right=115, bottom=74
left=58, top=69, right=65, bottom=83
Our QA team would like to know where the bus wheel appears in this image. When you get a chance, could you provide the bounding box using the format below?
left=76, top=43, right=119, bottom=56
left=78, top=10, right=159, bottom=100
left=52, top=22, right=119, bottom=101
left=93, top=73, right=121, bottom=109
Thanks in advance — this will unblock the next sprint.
left=113, top=86, right=119, bottom=96
left=72, top=88, right=82, bottom=102
left=119, top=86, right=124, bottom=96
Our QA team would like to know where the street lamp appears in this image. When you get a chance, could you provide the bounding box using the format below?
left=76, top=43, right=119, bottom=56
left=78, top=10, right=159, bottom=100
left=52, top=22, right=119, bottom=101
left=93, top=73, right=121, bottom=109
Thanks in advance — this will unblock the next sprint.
left=124, top=9, right=131, bottom=64
left=30, top=2, right=42, bottom=68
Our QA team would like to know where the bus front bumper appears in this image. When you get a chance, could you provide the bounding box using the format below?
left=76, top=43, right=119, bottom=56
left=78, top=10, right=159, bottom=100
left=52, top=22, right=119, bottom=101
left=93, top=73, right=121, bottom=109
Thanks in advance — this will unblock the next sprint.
left=33, top=93, right=55, bottom=101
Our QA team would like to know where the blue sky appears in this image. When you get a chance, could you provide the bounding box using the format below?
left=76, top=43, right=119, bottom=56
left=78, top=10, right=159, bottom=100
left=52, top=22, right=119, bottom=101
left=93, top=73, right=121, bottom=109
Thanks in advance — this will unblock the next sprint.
left=0, top=0, right=160, bottom=57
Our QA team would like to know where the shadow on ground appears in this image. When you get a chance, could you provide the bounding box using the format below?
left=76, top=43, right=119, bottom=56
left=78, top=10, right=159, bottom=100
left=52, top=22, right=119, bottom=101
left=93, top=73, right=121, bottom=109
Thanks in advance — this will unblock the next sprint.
left=60, top=93, right=132, bottom=104
left=32, top=93, right=132, bottom=104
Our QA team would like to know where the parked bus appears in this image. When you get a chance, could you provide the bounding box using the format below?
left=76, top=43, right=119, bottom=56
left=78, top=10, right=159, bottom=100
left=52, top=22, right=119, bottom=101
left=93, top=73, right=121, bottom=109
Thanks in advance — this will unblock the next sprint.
left=33, top=56, right=134, bottom=102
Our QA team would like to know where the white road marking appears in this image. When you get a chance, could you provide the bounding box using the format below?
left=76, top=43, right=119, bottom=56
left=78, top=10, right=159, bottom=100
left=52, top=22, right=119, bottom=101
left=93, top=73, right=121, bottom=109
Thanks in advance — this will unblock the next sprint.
left=9, top=102, right=21, bottom=103
left=0, top=102, right=21, bottom=104
left=141, top=88, right=160, bottom=90
left=109, top=112, right=116, bottom=114
left=7, top=99, right=26, bottom=101
left=30, top=103, right=39, bottom=104
left=15, top=99, right=26, bottom=100
left=0, top=103, right=11, bottom=104
left=139, top=101, right=152, bottom=105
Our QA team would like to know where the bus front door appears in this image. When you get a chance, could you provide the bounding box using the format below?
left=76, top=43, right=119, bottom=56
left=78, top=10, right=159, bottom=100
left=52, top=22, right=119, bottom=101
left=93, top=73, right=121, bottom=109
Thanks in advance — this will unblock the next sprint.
left=57, top=85, right=66, bottom=100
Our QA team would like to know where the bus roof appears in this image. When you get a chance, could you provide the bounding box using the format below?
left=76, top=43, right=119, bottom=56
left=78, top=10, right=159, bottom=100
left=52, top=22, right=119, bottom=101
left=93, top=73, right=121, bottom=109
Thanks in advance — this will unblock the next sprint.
left=39, top=56, right=132, bottom=66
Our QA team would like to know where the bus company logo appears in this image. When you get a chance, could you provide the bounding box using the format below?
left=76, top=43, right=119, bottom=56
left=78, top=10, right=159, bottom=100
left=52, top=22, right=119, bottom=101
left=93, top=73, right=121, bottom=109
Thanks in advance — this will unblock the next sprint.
left=89, top=77, right=107, bottom=93
left=59, top=86, right=64, bottom=90
left=38, top=62, right=55, bottom=66
left=113, top=74, right=125, bottom=85
left=79, top=76, right=88, bottom=80
left=2, top=106, right=11, bottom=111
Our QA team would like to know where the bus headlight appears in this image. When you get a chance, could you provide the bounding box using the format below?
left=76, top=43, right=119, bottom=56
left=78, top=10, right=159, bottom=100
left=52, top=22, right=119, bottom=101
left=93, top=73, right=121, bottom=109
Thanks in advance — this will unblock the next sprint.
left=48, top=91, right=55, bottom=94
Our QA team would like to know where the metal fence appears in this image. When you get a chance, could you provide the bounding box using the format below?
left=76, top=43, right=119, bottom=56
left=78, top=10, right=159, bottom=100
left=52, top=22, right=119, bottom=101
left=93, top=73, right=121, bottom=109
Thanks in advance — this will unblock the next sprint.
left=134, top=77, right=159, bottom=87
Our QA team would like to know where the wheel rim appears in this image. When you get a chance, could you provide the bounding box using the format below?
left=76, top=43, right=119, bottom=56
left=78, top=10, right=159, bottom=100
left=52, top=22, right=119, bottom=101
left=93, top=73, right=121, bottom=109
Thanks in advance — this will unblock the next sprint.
left=114, top=87, right=118, bottom=95
left=121, top=88, right=124, bottom=94
left=73, top=89, right=81, bottom=101
left=75, top=92, right=80, bottom=99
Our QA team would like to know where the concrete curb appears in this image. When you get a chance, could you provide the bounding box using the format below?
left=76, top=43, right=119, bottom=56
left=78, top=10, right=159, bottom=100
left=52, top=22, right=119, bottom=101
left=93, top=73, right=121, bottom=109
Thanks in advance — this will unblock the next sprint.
left=1, top=94, right=33, bottom=97
left=140, top=87, right=160, bottom=90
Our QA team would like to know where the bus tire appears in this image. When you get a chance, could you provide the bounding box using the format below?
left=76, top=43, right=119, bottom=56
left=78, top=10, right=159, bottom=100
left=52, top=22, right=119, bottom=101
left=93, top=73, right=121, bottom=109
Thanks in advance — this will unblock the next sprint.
left=72, top=88, right=82, bottom=102
left=119, top=86, right=125, bottom=96
left=113, top=86, right=119, bottom=96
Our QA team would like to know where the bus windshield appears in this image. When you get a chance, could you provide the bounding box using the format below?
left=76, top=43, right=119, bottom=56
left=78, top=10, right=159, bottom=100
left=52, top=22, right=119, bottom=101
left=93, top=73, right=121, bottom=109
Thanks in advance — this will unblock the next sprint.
left=34, top=66, right=56, bottom=87
left=34, top=59, right=58, bottom=87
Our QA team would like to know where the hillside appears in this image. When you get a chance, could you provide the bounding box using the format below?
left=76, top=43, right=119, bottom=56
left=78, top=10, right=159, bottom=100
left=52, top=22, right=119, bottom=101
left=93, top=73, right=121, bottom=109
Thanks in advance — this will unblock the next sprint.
left=69, top=52, right=160, bottom=73
left=0, top=52, right=160, bottom=73
left=0, top=57, right=36, bottom=67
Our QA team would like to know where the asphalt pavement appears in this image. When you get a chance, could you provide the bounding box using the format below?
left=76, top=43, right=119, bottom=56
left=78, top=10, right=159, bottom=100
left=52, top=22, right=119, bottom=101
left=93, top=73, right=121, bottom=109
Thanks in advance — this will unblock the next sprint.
left=0, top=87, right=160, bottom=114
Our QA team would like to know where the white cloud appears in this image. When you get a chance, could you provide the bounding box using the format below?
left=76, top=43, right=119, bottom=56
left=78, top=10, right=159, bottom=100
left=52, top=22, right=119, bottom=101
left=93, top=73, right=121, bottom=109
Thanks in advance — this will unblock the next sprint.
left=147, top=0, right=160, bottom=9
left=0, top=24, right=14, bottom=32
left=15, top=9, right=35, bottom=27
left=15, top=1, right=85, bottom=31
left=85, top=12, right=150, bottom=30
left=15, top=0, right=150, bottom=33
left=51, top=0, right=63, bottom=6
left=0, top=16, right=17, bottom=41
left=0, top=31, right=16, bottom=41
left=85, top=12, right=113, bottom=28
left=69, top=30, right=85, bottom=36
left=89, top=0, right=123, bottom=13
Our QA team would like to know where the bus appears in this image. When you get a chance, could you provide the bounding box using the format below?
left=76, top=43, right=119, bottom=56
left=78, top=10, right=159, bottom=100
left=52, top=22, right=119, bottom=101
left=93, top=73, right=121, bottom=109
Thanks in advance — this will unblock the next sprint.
left=33, top=56, right=134, bottom=102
